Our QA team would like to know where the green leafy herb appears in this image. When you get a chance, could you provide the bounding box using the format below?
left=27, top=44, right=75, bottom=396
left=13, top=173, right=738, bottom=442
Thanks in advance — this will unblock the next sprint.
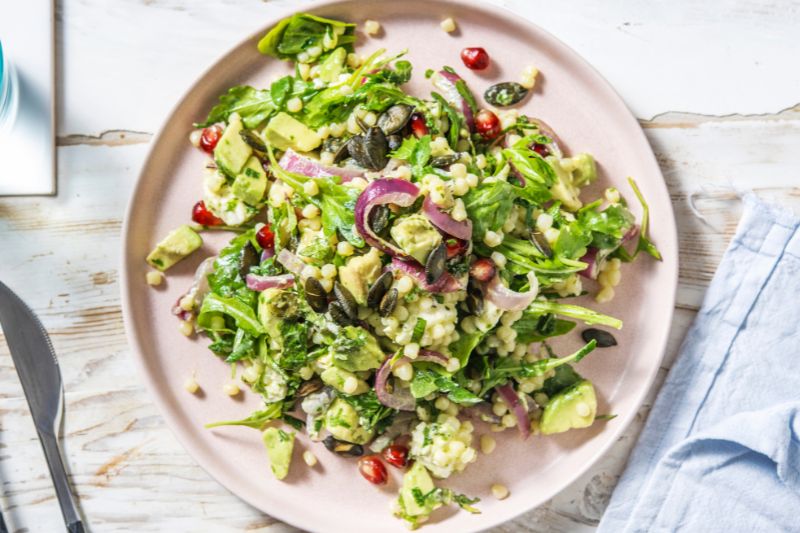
left=338, top=390, right=395, bottom=433
left=595, top=414, right=618, bottom=420
left=195, top=86, right=274, bottom=129
left=511, top=312, right=577, bottom=343
left=410, top=318, right=427, bottom=344
left=527, top=300, right=622, bottom=328
left=226, top=328, right=256, bottom=362
left=425, top=69, right=434, bottom=79
left=390, top=136, right=418, bottom=160
left=198, top=293, right=266, bottom=336
left=613, top=177, right=662, bottom=262
left=461, top=180, right=516, bottom=240
left=205, top=402, right=283, bottom=429
left=258, top=14, right=356, bottom=61
left=537, top=364, right=583, bottom=397
left=298, top=237, right=335, bottom=266
left=410, top=134, right=432, bottom=180
left=410, top=369, right=482, bottom=405
left=430, top=92, right=462, bottom=149
left=455, top=79, right=479, bottom=117
left=280, top=415, right=306, bottom=431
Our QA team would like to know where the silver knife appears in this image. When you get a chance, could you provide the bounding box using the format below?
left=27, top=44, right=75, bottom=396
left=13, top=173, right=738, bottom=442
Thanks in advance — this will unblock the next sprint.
left=0, top=281, right=84, bottom=533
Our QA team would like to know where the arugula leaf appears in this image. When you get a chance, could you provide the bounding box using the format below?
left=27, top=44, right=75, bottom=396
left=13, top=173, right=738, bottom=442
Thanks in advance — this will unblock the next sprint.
left=206, top=231, right=256, bottom=301
left=537, top=364, right=583, bottom=397
left=198, top=293, right=266, bottom=336
left=476, top=237, right=587, bottom=276
left=270, top=76, right=293, bottom=109
left=502, top=146, right=556, bottom=203
left=409, top=134, right=432, bottom=180
left=452, top=494, right=481, bottom=514
left=391, top=136, right=418, bottom=160
left=461, top=180, right=516, bottom=240
left=281, top=414, right=306, bottom=431
left=578, top=200, right=635, bottom=242
left=194, top=86, right=274, bottom=129
left=258, top=14, right=356, bottom=60
left=613, top=177, right=662, bottom=262
left=455, top=79, right=478, bottom=117
left=278, top=319, right=309, bottom=372
left=268, top=147, right=364, bottom=246
left=226, top=328, right=256, bottom=362
left=479, top=341, right=596, bottom=396
left=430, top=92, right=462, bottom=149
left=527, top=300, right=622, bottom=329
left=410, top=318, right=427, bottom=344
left=205, top=402, right=283, bottom=429
left=385, top=60, right=413, bottom=85
left=553, top=220, right=593, bottom=260
left=448, top=329, right=487, bottom=371
left=338, top=390, right=395, bottom=433
left=410, top=369, right=482, bottom=405
left=298, top=237, right=334, bottom=266
left=511, top=312, right=577, bottom=343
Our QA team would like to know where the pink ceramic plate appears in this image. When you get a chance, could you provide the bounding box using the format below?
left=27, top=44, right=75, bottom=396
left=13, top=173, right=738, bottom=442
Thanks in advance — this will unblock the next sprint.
left=120, top=1, right=678, bottom=531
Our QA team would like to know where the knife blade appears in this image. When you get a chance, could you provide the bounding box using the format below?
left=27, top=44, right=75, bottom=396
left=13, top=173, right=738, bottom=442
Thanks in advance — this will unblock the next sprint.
left=0, top=281, right=84, bottom=533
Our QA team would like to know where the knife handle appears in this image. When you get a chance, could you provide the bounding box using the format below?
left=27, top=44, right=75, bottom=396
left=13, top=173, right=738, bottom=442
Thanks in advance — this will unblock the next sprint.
left=38, top=431, right=84, bottom=532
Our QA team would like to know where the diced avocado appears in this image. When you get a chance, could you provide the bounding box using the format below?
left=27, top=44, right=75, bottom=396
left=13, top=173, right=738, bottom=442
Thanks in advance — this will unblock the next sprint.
left=321, top=366, right=369, bottom=395
left=264, top=112, right=321, bottom=152
left=390, top=214, right=443, bottom=265
left=338, top=248, right=383, bottom=306
left=540, top=379, right=597, bottom=434
left=399, top=462, right=436, bottom=518
left=323, top=398, right=374, bottom=444
left=546, top=156, right=582, bottom=211
left=571, top=153, right=597, bottom=188
left=331, top=326, right=386, bottom=372
left=258, top=289, right=294, bottom=351
left=146, top=225, right=203, bottom=271
left=214, top=114, right=253, bottom=178
left=232, top=156, right=268, bottom=206
left=262, top=426, right=295, bottom=480
left=319, top=47, right=347, bottom=83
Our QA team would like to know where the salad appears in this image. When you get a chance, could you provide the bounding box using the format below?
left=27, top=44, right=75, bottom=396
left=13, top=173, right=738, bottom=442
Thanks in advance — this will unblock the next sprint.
left=144, top=13, right=661, bottom=530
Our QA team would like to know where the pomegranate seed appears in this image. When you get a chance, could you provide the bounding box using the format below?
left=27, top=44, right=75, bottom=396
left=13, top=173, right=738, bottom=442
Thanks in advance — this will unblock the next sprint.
left=532, top=144, right=550, bottom=157
left=445, top=238, right=469, bottom=259
left=475, top=110, right=501, bottom=139
left=461, top=47, right=490, bottom=71
left=200, top=125, right=224, bottom=153
left=407, top=112, right=430, bottom=139
left=255, top=224, right=275, bottom=250
left=383, top=445, right=410, bottom=469
left=358, top=455, right=388, bottom=485
left=469, top=257, right=497, bottom=282
left=191, top=201, right=224, bottom=226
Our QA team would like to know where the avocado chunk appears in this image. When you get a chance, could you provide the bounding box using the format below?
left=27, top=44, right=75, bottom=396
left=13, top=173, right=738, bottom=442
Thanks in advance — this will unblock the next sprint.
left=331, top=326, right=386, bottom=372
left=338, top=248, right=383, bottom=306
left=546, top=156, right=582, bottom=212
left=214, top=114, right=253, bottom=178
left=320, top=366, right=369, bottom=395
left=232, top=156, right=268, bottom=206
left=571, top=153, right=597, bottom=188
left=262, top=426, right=295, bottom=480
left=257, top=289, right=298, bottom=351
left=323, top=398, right=374, bottom=444
left=540, top=379, right=597, bottom=434
left=390, top=214, right=443, bottom=265
left=399, top=462, right=436, bottom=518
left=146, top=225, right=203, bottom=271
left=264, top=112, right=321, bottom=152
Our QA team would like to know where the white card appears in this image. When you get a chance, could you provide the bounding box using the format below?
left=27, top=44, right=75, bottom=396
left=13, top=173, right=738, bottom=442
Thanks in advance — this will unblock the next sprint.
left=0, top=0, right=54, bottom=195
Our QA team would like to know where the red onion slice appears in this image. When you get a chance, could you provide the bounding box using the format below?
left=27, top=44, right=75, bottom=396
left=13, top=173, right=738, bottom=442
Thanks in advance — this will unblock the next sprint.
left=172, top=257, right=215, bottom=319
left=485, top=272, right=538, bottom=312
left=261, top=248, right=275, bottom=261
left=279, top=148, right=365, bottom=184
left=389, top=258, right=463, bottom=294
left=245, top=273, right=295, bottom=292
left=462, top=403, right=502, bottom=425
left=375, top=351, right=450, bottom=410
left=495, top=383, right=531, bottom=440
left=355, top=178, right=420, bottom=258
left=277, top=249, right=305, bottom=276
left=528, top=119, right=563, bottom=158
left=577, top=225, right=639, bottom=279
left=422, top=194, right=472, bottom=241
left=432, top=70, right=475, bottom=132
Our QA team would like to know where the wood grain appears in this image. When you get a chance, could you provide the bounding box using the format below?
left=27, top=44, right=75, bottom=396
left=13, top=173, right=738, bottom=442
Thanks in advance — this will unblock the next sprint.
left=2, top=0, right=798, bottom=531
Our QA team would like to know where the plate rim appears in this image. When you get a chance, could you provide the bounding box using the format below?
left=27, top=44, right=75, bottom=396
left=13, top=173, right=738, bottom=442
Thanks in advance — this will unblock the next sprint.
left=119, top=0, right=679, bottom=530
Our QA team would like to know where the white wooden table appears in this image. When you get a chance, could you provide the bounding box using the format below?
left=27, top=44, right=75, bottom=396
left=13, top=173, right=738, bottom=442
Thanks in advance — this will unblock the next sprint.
left=1, top=0, right=798, bottom=531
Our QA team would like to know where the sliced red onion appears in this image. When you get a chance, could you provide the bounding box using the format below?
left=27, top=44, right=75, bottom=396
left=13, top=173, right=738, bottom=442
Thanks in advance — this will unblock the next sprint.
left=355, top=178, right=420, bottom=258
left=495, top=383, right=532, bottom=440
left=529, top=118, right=563, bottom=158
left=509, top=162, right=526, bottom=188
left=390, top=257, right=463, bottom=294
left=485, top=272, right=538, bottom=312
left=245, top=273, right=295, bottom=292
left=432, top=70, right=475, bottom=132
left=422, top=194, right=472, bottom=241
left=462, top=403, right=502, bottom=425
left=279, top=148, right=365, bottom=184
left=277, top=248, right=305, bottom=276
left=578, top=225, right=640, bottom=279
left=375, top=351, right=450, bottom=411
left=172, top=257, right=215, bottom=319
left=261, top=248, right=275, bottom=261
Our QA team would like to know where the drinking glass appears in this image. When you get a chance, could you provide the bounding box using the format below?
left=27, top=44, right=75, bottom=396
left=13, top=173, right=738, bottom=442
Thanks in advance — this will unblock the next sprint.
left=0, top=39, right=19, bottom=137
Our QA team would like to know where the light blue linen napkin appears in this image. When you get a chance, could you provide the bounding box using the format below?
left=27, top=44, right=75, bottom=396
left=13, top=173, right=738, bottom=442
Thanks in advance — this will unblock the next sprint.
left=598, top=195, right=800, bottom=533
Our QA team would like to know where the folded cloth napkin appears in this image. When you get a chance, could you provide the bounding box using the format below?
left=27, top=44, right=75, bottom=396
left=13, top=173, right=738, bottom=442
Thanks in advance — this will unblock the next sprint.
left=597, top=195, right=800, bottom=533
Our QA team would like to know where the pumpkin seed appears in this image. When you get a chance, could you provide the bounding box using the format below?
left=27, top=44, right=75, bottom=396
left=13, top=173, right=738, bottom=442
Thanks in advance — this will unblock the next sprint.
left=430, top=153, right=461, bottom=168
left=355, top=115, right=370, bottom=133
left=323, top=435, right=363, bottom=457
left=296, top=378, right=324, bottom=397
left=581, top=328, right=618, bottom=348
left=466, top=287, right=484, bottom=317
left=367, top=271, right=393, bottom=308
left=369, top=204, right=391, bottom=234
left=379, top=288, right=399, bottom=318
left=239, top=129, right=267, bottom=152
left=377, top=104, right=414, bottom=135
left=238, top=241, right=260, bottom=279
left=529, top=229, right=553, bottom=259
left=348, top=127, right=389, bottom=170
left=323, top=137, right=351, bottom=164
left=425, top=242, right=447, bottom=286
left=484, top=82, right=529, bottom=107
left=387, top=134, right=403, bottom=151
left=328, top=301, right=353, bottom=327
left=305, top=277, right=328, bottom=313
left=334, top=282, right=358, bottom=320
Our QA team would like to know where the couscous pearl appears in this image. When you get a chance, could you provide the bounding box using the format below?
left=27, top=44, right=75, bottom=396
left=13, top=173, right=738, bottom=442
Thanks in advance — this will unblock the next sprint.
left=492, top=485, right=509, bottom=500
left=393, top=362, right=414, bottom=381
left=466, top=173, right=479, bottom=187
left=350, top=177, right=369, bottom=190
left=287, top=97, right=303, bottom=113
left=179, top=321, right=194, bottom=336
left=176, top=296, right=192, bottom=310
left=303, top=180, right=320, bottom=196
left=534, top=393, right=549, bottom=406
left=299, top=366, right=315, bottom=380
left=481, top=435, right=496, bottom=454
left=404, top=343, right=420, bottom=359
left=364, top=20, right=381, bottom=34
left=576, top=402, right=591, bottom=417
left=441, top=18, right=456, bottom=32
left=347, top=53, right=361, bottom=69
left=319, top=278, right=333, bottom=292
left=303, top=451, right=318, bottom=466
left=502, top=413, right=517, bottom=427
left=450, top=163, right=467, bottom=179
left=397, top=276, right=414, bottom=294
left=536, top=213, right=554, bottom=231
left=210, top=316, right=226, bottom=330
left=364, top=112, right=377, bottom=126
left=184, top=379, right=199, bottom=393
left=223, top=382, right=239, bottom=396
left=339, top=84, right=354, bottom=97
left=189, top=129, right=203, bottom=147
left=317, top=125, right=331, bottom=139
left=302, top=204, right=320, bottom=218
left=544, top=228, right=560, bottom=244
left=298, top=63, right=310, bottom=80
left=483, top=230, right=503, bottom=248
left=330, top=122, right=346, bottom=137
left=435, top=396, right=451, bottom=411
left=146, top=271, right=162, bottom=285
left=321, top=264, right=337, bottom=279
left=343, top=376, right=359, bottom=394
left=337, top=242, right=355, bottom=256
left=596, top=286, right=615, bottom=303
left=492, top=403, right=508, bottom=416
